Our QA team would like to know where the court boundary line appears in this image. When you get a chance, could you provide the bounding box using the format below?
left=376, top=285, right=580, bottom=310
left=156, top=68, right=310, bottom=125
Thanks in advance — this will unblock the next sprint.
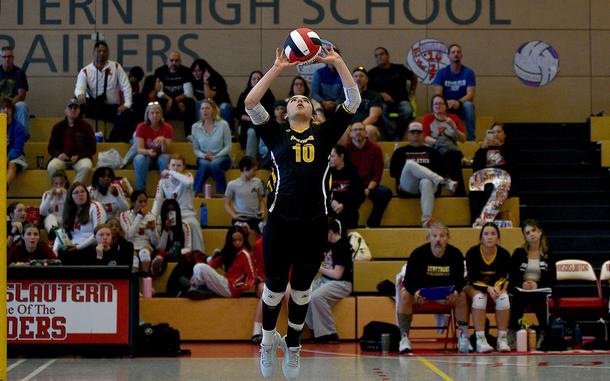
left=7, top=359, right=26, bottom=372
left=19, top=359, right=56, bottom=381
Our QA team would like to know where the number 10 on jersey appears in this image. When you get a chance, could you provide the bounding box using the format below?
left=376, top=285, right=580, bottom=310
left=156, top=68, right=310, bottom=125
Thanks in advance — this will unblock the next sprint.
left=292, top=143, right=315, bottom=163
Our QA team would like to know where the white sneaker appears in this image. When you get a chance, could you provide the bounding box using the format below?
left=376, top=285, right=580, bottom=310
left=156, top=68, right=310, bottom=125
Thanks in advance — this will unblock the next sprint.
left=476, top=336, right=493, bottom=353
left=259, top=331, right=281, bottom=378
left=497, top=334, right=511, bottom=352
left=280, top=335, right=301, bottom=380
left=445, top=179, right=458, bottom=193
left=399, top=335, right=412, bottom=354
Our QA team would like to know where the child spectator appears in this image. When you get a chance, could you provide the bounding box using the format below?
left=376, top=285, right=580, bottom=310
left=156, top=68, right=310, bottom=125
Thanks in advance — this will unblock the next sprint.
left=151, top=199, right=192, bottom=276
left=224, top=156, right=265, bottom=246
left=7, top=223, right=56, bottom=266
left=151, top=154, right=204, bottom=253
left=80, top=223, right=134, bottom=267
left=89, top=166, right=130, bottom=218
left=40, top=170, right=69, bottom=233
left=120, top=190, right=159, bottom=276
left=188, top=226, right=256, bottom=299
left=7, top=202, right=27, bottom=249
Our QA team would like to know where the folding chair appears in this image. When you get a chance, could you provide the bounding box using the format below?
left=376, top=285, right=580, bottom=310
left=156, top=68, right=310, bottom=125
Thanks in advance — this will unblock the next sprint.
left=600, top=260, right=610, bottom=317
left=554, top=259, right=604, bottom=320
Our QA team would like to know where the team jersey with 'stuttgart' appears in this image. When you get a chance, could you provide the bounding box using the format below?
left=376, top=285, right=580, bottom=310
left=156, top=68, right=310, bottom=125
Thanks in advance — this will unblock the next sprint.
left=254, top=105, right=353, bottom=222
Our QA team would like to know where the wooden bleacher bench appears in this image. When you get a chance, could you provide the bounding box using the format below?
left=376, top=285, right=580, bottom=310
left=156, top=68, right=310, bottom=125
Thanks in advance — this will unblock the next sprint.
left=590, top=116, right=610, bottom=141
left=600, top=141, right=610, bottom=167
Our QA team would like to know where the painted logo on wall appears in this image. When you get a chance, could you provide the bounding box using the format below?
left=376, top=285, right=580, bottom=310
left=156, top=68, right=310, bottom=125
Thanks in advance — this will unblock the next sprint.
left=406, top=39, right=450, bottom=85
left=296, top=39, right=335, bottom=83
left=514, top=41, right=559, bottom=87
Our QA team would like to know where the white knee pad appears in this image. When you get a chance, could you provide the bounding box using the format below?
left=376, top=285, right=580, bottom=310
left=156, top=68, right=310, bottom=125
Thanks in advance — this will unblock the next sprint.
left=262, top=285, right=283, bottom=307
left=290, top=287, right=312, bottom=306
left=138, top=249, right=151, bottom=263
left=495, top=293, right=510, bottom=311
left=471, top=293, right=488, bottom=310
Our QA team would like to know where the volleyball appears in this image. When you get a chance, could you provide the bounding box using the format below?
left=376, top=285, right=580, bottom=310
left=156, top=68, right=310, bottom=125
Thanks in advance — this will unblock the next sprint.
left=283, top=28, right=323, bottom=64
left=514, top=40, right=559, bottom=87
left=406, top=38, right=450, bottom=85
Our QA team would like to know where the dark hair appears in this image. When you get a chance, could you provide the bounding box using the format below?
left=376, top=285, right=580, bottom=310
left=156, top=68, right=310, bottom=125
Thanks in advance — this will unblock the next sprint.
left=141, top=75, right=160, bottom=97
left=288, top=76, right=311, bottom=97
left=160, top=199, right=184, bottom=246
left=244, top=70, right=264, bottom=92
left=1, top=46, right=13, bottom=53
left=94, top=40, right=109, bottom=50
left=7, top=202, right=24, bottom=218
left=239, top=156, right=255, bottom=172
left=448, top=43, right=461, bottom=52
left=479, top=222, right=500, bottom=241
left=333, top=144, right=352, bottom=167
left=91, top=167, right=115, bottom=193
left=190, top=58, right=210, bottom=74
left=130, top=190, right=147, bottom=205
left=521, top=219, right=549, bottom=256
left=328, top=217, right=342, bottom=235
left=23, top=222, right=40, bottom=233
left=63, top=182, right=92, bottom=230
left=129, top=66, right=145, bottom=82
left=218, top=226, right=250, bottom=270
left=51, top=170, right=69, bottom=188
left=430, top=94, right=448, bottom=109
left=374, top=46, right=389, bottom=55
left=0, top=95, right=15, bottom=115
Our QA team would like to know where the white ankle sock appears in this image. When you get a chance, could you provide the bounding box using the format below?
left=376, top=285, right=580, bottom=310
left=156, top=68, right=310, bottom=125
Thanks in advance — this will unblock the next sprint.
left=261, top=328, right=276, bottom=346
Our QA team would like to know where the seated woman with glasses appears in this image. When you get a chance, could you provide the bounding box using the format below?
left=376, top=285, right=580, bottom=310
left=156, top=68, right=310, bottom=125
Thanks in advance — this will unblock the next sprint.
left=133, top=102, right=173, bottom=191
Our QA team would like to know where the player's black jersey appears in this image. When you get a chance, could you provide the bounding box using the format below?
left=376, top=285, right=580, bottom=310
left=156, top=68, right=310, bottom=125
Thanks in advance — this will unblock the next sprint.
left=465, top=244, right=511, bottom=290
left=255, top=105, right=353, bottom=222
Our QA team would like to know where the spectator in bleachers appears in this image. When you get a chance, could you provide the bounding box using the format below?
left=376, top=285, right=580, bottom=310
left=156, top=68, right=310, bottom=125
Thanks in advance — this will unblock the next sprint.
left=236, top=71, right=275, bottom=158
left=422, top=94, right=466, bottom=196
left=288, top=76, right=325, bottom=122
left=154, top=51, right=196, bottom=137
left=89, top=167, right=129, bottom=218
left=368, top=47, right=418, bottom=141
left=304, top=217, right=353, bottom=343
left=128, top=66, right=144, bottom=98
left=120, top=190, right=158, bottom=276
left=345, top=122, right=391, bottom=227
left=395, top=223, right=469, bottom=354
left=329, top=145, right=365, bottom=229
left=272, top=100, right=288, bottom=127
left=0, top=46, right=29, bottom=137
left=77, top=223, right=133, bottom=267
left=2, top=96, right=28, bottom=186
left=351, top=66, right=384, bottom=142
left=107, top=216, right=136, bottom=271
left=74, top=40, right=133, bottom=142
left=133, top=75, right=168, bottom=124
left=58, top=182, right=107, bottom=264
left=151, top=198, right=192, bottom=276
left=151, top=154, right=205, bottom=253
left=133, top=102, right=173, bottom=191
left=7, top=223, right=56, bottom=266
left=224, top=156, right=265, bottom=247
left=40, top=170, right=69, bottom=233
left=312, top=58, right=345, bottom=120
left=192, top=99, right=232, bottom=196
left=188, top=226, right=256, bottom=299
left=7, top=202, right=26, bottom=249
left=390, top=122, right=458, bottom=227
left=47, top=98, right=96, bottom=184
left=469, top=123, right=515, bottom=224
left=191, top=58, right=233, bottom=125
left=433, top=44, right=476, bottom=141
left=464, top=222, right=511, bottom=353
left=509, top=219, right=555, bottom=349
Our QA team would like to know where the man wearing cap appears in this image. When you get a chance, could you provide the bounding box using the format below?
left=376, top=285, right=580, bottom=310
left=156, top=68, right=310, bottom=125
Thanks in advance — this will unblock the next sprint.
left=0, top=46, right=30, bottom=138
left=390, top=122, right=458, bottom=228
left=351, top=66, right=384, bottom=142
left=433, top=44, right=477, bottom=141
left=75, top=40, right=133, bottom=142
left=368, top=47, right=418, bottom=141
left=47, top=99, right=96, bottom=183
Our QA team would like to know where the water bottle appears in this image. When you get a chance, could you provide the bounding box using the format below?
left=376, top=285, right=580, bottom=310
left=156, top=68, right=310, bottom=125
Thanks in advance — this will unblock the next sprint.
left=142, top=277, right=153, bottom=298
left=200, top=203, right=208, bottom=227
left=516, top=328, right=528, bottom=352
left=95, top=131, right=104, bottom=143
left=573, top=324, right=582, bottom=345
left=457, top=327, right=469, bottom=353
left=528, top=329, right=537, bottom=351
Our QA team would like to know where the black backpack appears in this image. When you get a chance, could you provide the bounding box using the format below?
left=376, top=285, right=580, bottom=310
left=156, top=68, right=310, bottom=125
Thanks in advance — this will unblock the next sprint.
left=360, top=321, right=401, bottom=352
left=136, top=323, right=189, bottom=357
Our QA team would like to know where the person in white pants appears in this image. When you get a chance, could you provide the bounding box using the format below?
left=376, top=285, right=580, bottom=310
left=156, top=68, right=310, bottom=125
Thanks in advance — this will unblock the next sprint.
left=389, top=122, right=457, bottom=227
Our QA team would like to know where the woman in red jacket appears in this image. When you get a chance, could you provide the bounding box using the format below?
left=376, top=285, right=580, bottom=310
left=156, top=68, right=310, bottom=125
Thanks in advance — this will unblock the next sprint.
left=188, top=226, right=256, bottom=299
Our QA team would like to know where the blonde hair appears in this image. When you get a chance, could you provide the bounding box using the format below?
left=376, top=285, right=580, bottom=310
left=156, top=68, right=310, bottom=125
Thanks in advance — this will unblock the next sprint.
left=201, top=98, right=221, bottom=121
